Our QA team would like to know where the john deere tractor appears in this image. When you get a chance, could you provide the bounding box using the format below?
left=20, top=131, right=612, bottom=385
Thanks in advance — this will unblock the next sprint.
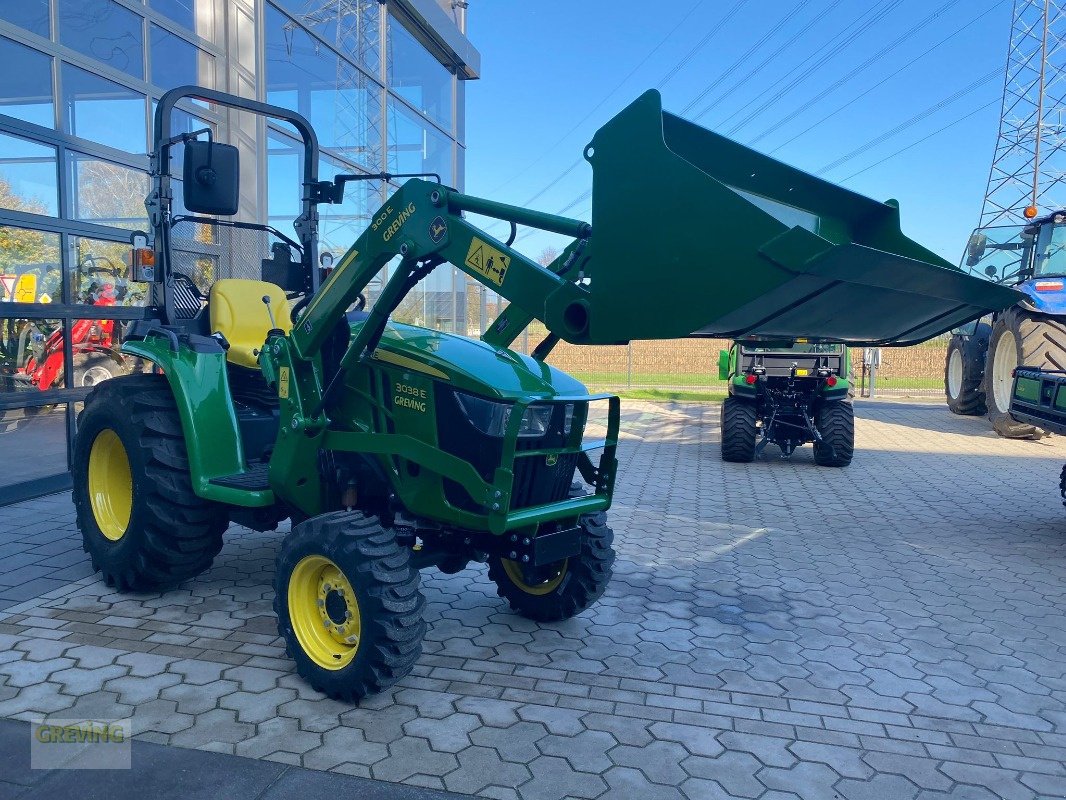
left=72, top=86, right=1017, bottom=701
left=719, top=340, right=853, bottom=466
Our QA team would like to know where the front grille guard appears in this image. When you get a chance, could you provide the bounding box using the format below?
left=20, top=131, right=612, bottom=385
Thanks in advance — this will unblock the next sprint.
left=486, top=393, right=620, bottom=533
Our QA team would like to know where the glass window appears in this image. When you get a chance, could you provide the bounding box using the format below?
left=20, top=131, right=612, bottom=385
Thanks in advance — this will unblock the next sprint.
left=0, top=317, right=65, bottom=390
left=318, top=156, right=377, bottom=255
left=150, top=0, right=198, bottom=34
left=61, top=64, right=147, bottom=153
left=0, top=226, right=61, bottom=302
left=58, top=0, right=144, bottom=81
left=71, top=236, right=146, bottom=307
left=150, top=23, right=214, bottom=90
left=0, top=38, right=55, bottom=129
left=266, top=131, right=301, bottom=235
left=272, top=0, right=381, bottom=77
left=0, top=134, right=59, bottom=217
left=69, top=154, right=149, bottom=229
left=0, top=405, right=68, bottom=485
left=0, top=0, right=50, bottom=39
left=387, top=13, right=453, bottom=132
left=265, top=6, right=382, bottom=170
left=387, top=98, right=453, bottom=186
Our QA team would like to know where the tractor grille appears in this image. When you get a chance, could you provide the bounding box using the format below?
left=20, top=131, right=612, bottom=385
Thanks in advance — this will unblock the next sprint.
left=435, top=387, right=580, bottom=513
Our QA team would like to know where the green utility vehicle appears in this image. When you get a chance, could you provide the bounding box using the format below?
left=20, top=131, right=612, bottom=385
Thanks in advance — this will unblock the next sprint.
left=71, top=86, right=1017, bottom=701
left=1009, top=367, right=1066, bottom=505
left=718, top=340, right=853, bottom=466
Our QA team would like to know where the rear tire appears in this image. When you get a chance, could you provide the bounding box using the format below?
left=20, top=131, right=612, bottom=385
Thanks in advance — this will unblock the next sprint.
left=813, top=401, right=855, bottom=467
left=945, top=324, right=989, bottom=416
left=72, top=374, right=228, bottom=590
left=721, top=395, right=757, bottom=463
left=983, top=308, right=1062, bottom=438
left=73, top=353, right=120, bottom=388
left=274, top=511, right=426, bottom=701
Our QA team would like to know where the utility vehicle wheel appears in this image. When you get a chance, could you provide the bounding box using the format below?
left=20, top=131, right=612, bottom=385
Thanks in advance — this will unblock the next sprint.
left=720, top=395, right=757, bottom=463
left=275, top=511, right=426, bottom=701
left=73, top=354, right=118, bottom=388
left=944, top=324, right=989, bottom=416
left=72, top=374, right=227, bottom=590
left=983, top=308, right=1065, bottom=438
left=813, top=401, right=854, bottom=467
left=489, top=499, right=614, bottom=622
left=1059, top=463, right=1066, bottom=509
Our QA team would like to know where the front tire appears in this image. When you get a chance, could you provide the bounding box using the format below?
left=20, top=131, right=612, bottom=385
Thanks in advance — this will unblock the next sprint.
left=72, top=374, right=228, bottom=590
left=813, top=401, right=855, bottom=467
left=73, top=353, right=120, bottom=388
left=274, top=511, right=426, bottom=702
left=945, top=324, right=989, bottom=415
left=488, top=504, right=614, bottom=623
left=982, top=308, right=1062, bottom=438
left=721, top=395, right=757, bottom=463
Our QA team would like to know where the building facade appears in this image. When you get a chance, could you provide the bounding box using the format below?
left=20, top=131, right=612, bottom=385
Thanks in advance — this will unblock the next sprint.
left=0, top=0, right=479, bottom=503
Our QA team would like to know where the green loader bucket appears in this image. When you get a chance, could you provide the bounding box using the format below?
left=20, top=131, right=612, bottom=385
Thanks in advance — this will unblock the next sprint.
left=581, top=91, right=1021, bottom=346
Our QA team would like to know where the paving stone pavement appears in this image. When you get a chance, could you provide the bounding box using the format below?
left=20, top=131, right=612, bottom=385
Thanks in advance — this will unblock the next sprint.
left=1, top=399, right=1065, bottom=799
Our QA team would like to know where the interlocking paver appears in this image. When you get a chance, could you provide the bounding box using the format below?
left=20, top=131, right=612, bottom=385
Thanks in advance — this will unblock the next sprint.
left=1, top=401, right=1065, bottom=799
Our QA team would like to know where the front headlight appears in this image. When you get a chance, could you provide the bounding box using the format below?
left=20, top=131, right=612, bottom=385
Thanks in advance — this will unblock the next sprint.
left=455, top=392, right=553, bottom=438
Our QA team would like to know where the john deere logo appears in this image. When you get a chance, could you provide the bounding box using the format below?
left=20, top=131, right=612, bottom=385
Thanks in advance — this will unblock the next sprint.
left=429, top=216, right=447, bottom=243
left=545, top=454, right=558, bottom=467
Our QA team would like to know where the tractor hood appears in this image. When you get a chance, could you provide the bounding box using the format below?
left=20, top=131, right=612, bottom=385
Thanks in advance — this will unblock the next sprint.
left=1016, top=277, right=1066, bottom=315
left=367, top=321, right=586, bottom=400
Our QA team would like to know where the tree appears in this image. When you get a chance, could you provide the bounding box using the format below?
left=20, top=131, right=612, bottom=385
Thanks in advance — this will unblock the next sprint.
left=0, top=176, right=60, bottom=277
left=537, top=246, right=560, bottom=267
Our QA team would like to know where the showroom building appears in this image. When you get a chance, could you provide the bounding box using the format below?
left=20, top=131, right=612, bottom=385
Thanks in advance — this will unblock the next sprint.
left=0, top=0, right=479, bottom=504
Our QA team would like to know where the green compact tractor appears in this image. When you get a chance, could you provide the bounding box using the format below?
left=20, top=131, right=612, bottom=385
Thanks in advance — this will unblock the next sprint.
left=71, top=86, right=1017, bottom=701
left=718, top=340, right=853, bottom=466
left=1009, top=367, right=1066, bottom=506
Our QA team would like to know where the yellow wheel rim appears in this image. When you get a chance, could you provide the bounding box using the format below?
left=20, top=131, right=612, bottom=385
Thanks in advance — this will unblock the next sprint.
left=87, top=429, right=132, bottom=542
left=502, top=558, right=568, bottom=596
left=287, top=555, right=361, bottom=670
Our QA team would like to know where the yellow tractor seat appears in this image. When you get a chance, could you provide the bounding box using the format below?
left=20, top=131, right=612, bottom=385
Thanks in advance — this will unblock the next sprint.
left=209, top=279, right=292, bottom=369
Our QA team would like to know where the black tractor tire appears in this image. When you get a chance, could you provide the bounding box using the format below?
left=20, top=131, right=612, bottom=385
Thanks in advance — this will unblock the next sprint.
left=73, top=353, right=120, bottom=389
left=813, top=401, right=855, bottom=467
left=720, top=395, right=758, bottom=463
left=488, top=489, right=614, bottom=623
left=275, top=511, right=426, bottom=702
left=944, top=324, right=990, bottom=416
left=72, top=374, right=228, bottom=590
left=983, top=307, right=1066, bottom=438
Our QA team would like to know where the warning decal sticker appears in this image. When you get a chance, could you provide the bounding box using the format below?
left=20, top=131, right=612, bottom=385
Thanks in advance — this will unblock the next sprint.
left=464, top=238, right=510, bottom=287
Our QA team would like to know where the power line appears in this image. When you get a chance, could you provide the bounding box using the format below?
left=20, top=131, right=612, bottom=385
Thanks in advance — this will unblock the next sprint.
left=746, top=0, right=967, bottom=147
left=484, top=0, right=752, bottom=226
left=818, top=68, right=1000, bottom=174
left=839, top=99, right=1000, bottom=182
left=769, top=0, right=1007, bottom=154
left=721, top=0, right=905, bottom=136
left=481, top=0, right=709, bottom=197
left=684, top=0, right=845, bottom=121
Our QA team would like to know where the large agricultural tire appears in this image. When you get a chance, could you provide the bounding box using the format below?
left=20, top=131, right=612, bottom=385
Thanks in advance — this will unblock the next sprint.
left=720, top=395, right=758, bottom=463
left=813, top=401, right=855, bottom=468
left=274, top=511, right=426, bottom=702
left=488, top=490, right=614, bottom=623
left=72, top=374, right=228, bottom=590
left=944, top=324, right=990, bottom=416
left=982, top=307, right=1066, bottom=438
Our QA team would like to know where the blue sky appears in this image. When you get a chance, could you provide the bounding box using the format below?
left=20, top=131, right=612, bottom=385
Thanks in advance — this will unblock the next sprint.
left=463, top=0, right=1011, bottom=264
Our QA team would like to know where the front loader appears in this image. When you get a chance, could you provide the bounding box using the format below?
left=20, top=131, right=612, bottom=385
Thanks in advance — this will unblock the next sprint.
left=71, top=86, right=1018, bottom=701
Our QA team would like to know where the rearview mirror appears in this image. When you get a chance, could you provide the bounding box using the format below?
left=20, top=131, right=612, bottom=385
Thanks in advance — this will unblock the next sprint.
left=984, top=264, right=998, bottom=278
left=965, top=231, right=988, bottom=267
left=183, top=140, right=239, bottom=216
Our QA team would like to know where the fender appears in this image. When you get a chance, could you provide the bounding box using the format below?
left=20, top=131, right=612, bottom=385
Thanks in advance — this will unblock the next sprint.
left=121, top=337, right=275, bottom=507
